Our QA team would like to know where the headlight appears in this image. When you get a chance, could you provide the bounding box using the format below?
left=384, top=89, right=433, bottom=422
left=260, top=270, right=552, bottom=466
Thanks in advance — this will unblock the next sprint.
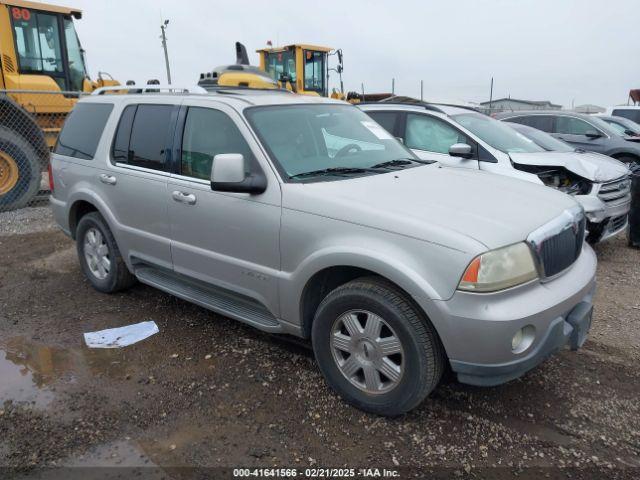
left=458, top=242, right=538, bottom=292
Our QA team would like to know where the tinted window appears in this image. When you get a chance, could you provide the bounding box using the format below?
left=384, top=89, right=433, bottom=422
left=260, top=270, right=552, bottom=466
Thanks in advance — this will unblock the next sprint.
left=112, top=105, right=137, bottom=163
left=367, top=111, right=400, bottom=136
left=555, top=116, right=596, bottom=135
left=55, top=103, right=113, bottom=160
left=612, top=109, right=640, bottom=124
left=181, top=108, right=255, bottom=180
left=504, top=115, right=553, bottom=132
left=406, top=114, right=469, bottom=154
left=127, top=105, right=174, bottom=170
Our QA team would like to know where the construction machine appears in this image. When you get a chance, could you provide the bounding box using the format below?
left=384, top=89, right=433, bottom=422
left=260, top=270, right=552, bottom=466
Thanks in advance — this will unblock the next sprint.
left=199, top=42, right=345, bottom=98
left=0, top=0, right=119, bottom=210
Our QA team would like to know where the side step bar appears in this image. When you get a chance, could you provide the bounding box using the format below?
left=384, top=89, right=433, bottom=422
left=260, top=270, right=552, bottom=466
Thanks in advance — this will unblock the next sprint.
left=134, top=266, right=282, bottom=332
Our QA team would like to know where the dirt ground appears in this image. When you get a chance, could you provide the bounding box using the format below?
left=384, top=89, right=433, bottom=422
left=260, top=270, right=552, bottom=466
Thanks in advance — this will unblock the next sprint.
left=0, top=207, right=639, bottom=479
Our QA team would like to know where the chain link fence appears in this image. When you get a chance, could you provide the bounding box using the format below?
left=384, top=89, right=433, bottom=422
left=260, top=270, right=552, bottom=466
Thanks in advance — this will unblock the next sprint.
left=0, top=89, right=86, bottom=212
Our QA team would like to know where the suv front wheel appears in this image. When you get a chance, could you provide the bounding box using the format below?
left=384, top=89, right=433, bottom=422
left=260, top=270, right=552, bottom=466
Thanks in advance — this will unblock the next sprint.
left=311, top=277, right=444, bottom=416
left=76, top=212, right=136, bottom=293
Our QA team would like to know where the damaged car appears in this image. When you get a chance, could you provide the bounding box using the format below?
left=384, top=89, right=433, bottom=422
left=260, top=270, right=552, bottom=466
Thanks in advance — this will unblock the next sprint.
left=359, top=103, right=631, bottom=243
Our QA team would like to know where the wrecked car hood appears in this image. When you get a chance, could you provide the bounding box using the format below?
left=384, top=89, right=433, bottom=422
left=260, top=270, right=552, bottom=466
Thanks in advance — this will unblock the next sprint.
left=509, top=151, right=629, bottom=183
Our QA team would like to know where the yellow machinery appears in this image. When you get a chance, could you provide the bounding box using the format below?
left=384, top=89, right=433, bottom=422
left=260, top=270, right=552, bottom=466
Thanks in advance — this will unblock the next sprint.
left=0, top=0, right=119, bottom=209
left=199, top=42, right=344, bottom=98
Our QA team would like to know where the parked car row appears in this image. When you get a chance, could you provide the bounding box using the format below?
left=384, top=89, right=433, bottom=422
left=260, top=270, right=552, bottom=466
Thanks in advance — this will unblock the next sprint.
left=359, top=103, right=631, bottom=243
left=50, top=88, right=608, bottom=415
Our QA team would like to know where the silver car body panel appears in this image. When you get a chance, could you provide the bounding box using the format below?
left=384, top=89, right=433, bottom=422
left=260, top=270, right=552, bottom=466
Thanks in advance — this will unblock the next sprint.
left=50, top=92, right=597, bottom=386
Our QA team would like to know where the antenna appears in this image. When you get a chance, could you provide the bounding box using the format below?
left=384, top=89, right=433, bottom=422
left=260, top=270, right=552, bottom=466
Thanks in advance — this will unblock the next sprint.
left=160, top=19, right=172, bottom=84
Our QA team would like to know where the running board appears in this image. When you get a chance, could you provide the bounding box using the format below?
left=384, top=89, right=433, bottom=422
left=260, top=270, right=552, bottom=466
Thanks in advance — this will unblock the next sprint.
left=134, top=266, right=281, bottom=331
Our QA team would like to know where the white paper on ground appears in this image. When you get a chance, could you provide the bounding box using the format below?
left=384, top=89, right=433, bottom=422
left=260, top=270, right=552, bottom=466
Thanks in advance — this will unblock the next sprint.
left=83, top=321, right=159, bottom=349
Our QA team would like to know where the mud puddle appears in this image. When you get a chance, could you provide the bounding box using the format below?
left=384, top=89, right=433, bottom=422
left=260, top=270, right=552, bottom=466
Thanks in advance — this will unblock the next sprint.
left=0, top=336, right=141, bottom=410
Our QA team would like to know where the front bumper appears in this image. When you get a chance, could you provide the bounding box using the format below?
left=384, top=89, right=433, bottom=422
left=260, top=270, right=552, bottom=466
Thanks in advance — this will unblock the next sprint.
left=419, top=244, right=597, bottom=387
left=576, top=193, right=630, bottom=242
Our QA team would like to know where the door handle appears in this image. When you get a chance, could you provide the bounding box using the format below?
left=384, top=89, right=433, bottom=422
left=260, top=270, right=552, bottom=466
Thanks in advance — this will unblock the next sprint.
left=172, top=191, right=197, bottom=205
left=99, top=174, right=117, bottom=185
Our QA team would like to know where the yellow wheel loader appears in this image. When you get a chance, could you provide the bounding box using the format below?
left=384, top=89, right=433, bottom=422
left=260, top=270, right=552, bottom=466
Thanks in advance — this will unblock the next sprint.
left=199, top=42, right=345, bottom=98
left=0, top=0, right=119, bottom=210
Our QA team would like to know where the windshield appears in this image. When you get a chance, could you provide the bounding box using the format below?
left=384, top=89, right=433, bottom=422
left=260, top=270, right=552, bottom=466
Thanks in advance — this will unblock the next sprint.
left=509, top=125, right=574, bottom=152
left=245, top=104, right=422, bottom=181
left=606, top=120, right=628, bottom=136
left=586, top=116, right=620, bottom=136
left=453, top=113, right=545, bottom=153
left=605, top=116, right=640, bottom=134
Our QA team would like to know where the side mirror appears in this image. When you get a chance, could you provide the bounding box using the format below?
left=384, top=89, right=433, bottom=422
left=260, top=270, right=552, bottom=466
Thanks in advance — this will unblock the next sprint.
left=585, top=130, right=602, bottom=139
left=210, top=154, right=267, bottom=194
left=449, top=143, right=473, bottom=159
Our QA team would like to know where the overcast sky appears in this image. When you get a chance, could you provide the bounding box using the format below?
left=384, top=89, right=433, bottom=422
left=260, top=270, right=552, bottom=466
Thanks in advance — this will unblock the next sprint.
left=48, top=0, right=639, bottom=107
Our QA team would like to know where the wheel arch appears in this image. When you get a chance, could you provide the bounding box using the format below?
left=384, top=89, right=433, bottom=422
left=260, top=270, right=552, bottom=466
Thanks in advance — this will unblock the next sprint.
left=68, top=199, right=99, bottom=239
left=293, top=252, right=444, bottom=340
left=609, top=150, right=640, bottom=162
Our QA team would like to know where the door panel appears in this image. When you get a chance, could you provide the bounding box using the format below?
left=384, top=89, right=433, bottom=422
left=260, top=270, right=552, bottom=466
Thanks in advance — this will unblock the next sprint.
left=101, top=103, right=176, bottom=269
left=167, top=105, right=281, bottom=315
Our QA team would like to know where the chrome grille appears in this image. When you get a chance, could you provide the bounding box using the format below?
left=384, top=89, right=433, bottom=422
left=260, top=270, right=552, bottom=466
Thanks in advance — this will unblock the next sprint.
left=598, top=175, right=631, bottom=204
left=527, top=206, right=585, bottom=280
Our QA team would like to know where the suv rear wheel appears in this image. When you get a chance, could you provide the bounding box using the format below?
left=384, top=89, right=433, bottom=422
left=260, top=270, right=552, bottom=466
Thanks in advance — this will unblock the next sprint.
left=311, top=277, right=444, bottom=416
left=76, top=212, right=136, bottom=293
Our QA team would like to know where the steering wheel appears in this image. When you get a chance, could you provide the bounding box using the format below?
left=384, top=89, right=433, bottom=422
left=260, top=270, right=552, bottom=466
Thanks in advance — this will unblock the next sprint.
left=335, top=143, right=362, bottom=158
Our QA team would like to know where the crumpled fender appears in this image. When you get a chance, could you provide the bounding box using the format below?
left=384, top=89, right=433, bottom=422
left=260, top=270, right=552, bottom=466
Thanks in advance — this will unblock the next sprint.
left=509, top=151, right=629, bottom=182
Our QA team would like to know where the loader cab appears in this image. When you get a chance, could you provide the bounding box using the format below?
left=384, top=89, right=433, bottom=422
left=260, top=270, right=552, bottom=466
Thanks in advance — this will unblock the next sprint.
left=2, top=2, right=88, bottom=92
left=257, top=44, right=331, bottom=96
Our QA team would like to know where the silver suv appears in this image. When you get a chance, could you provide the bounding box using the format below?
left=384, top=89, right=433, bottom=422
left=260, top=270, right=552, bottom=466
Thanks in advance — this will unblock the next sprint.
left=50, top=88, right=596, bottom=416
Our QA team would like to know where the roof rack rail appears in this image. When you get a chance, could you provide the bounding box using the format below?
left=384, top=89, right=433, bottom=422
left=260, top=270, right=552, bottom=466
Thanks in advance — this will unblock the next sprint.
left=357, top=101, right=445, bottom=113
left=91, top=85, right=206, bottom=95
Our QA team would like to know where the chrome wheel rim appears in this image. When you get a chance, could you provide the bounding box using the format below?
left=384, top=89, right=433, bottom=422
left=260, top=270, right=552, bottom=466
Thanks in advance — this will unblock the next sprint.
left=330, top=310, right=404, bottom=395
left=83, top=227, right=110, bottom=280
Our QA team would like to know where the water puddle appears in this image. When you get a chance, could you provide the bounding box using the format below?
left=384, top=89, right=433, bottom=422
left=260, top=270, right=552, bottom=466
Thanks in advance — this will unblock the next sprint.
left=0, top=338, right=66, bottom=408
left=0, top=336, right=135, bottom=409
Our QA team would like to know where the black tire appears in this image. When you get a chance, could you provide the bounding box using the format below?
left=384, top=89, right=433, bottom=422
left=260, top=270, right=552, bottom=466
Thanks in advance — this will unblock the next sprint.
left=311, top=277, right=445, bottom=416
left=76, top=212, right=136, bottom=293
left=0, top=126, right=42, bottom=210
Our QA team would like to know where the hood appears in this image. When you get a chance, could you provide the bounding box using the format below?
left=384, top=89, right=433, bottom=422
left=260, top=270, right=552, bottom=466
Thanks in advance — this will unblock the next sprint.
left=509, top=151, right=629, bottom=183
left=282, top=164, right=578, bottom=252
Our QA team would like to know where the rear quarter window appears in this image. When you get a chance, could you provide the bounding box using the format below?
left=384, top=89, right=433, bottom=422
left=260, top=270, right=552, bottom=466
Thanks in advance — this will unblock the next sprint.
left=54, top=103, right=113, bottom=160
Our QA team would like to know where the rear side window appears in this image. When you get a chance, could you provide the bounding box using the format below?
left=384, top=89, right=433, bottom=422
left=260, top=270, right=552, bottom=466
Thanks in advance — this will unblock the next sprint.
left=366, top=111, right=400, bottom=136
left=510, top=115, right=554, bottom=132
left=612, top=109, right=640, bottom=124
left=55, top=103, right=113, bottom=160
left=112, top=105, right=174, bottom=170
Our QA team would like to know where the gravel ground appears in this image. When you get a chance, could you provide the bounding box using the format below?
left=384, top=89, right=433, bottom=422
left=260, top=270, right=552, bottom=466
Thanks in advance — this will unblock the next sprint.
left=0, top=206, right=56, bottom=236
left=0, top=207, right=639, bottom=479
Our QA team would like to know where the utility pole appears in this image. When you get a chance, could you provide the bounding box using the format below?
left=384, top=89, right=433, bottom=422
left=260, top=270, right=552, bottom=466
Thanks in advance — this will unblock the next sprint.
left=420, top=80, right=423, bottom=102
left=489, top=77, right=494, bottom=112
left=160, top=19, right=172, bottom=84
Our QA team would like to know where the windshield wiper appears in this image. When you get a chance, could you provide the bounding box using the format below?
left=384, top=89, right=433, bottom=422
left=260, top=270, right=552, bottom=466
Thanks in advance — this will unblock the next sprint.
left=289, top=167, right=382, bottom=180
left=370, top=158, right=433, bottom=169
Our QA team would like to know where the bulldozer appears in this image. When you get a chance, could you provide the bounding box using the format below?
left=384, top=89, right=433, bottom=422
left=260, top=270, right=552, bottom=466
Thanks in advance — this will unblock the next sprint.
left=0, top=0, right=119, bottom=210
left=198, top=42, right=345, bottom=98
